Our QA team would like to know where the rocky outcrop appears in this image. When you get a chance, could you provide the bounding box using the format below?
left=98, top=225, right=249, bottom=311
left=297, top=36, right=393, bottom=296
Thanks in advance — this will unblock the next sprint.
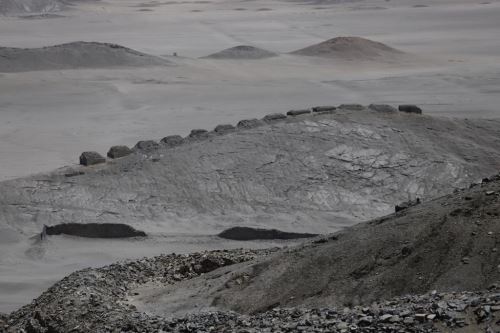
left=107, top=145, right=133, bottom=159
left=79, top=151, right=105, bottom=166
left=43, top=223, right=146, bottom=238
left=399, top=104, right=423, bottom=114
left=218, top=226, right=317, bottom=240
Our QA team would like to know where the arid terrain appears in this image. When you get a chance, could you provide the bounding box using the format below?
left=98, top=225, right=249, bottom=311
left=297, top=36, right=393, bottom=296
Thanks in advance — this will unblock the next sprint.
left=1, top=0, right=500, bottom=331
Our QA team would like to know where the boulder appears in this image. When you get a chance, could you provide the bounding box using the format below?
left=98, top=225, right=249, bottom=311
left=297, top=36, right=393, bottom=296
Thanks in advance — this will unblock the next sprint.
left=79, top=151, right=105, bottom=166
left=369, top=104, right=397, bottom=113
left=398, top=105, right=422, bottom=114
left=189, top=129, right=209, bottom=139
left=287, top=109, right=311, bottom=116
left=214, top=124, right=236, bottom=134
left=160, top=135, right=184, bottom=147
left=395, top=198, right=421, bottom=212
left=44, top=223, right=147, bottom=238
left=236, top=118, right=265, bottom=129
left=107, top=145, right=133, bottom=159
left=312, top=106, right=337, bottom=113
left=134, top=140, right=159, bottom=151
left=262, top=113, right=287, bottom=122
left=218, top=226, right=318, bottom=241
left=339, top=104, right=365, bottom=111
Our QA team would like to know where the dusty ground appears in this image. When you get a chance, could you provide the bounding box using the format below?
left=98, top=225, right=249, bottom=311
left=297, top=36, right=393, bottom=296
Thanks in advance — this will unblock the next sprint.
left=0, top=0, right=499, bottom=180
left=1, top=0, right=500, bottom=317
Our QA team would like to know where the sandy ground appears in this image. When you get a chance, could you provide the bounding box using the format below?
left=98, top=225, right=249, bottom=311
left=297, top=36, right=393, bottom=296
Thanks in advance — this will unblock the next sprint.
left=0, top=0, right=499, bottom=180
left=1, top=0, right=500, bottom=314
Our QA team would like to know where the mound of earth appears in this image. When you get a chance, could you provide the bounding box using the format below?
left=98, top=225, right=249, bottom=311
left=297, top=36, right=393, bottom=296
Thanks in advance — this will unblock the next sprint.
left=290, top=36, right=406, bottom=61
left=43, top=223, right=146, bottom=238
left=0, top=41, right=168, bottom=72
left=203, top=45, right=278, bottom=59
left=130, top=174, right=500, bottom=317
left=1, top=107, right=500, bottom=237
left=218, top=226, right=317, bottom=240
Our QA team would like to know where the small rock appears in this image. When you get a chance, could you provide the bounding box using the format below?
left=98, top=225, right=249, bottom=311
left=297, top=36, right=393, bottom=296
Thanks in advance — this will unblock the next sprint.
left=134, top=140, right=159, bottom=151
left=368, top=104, right=397, bottom=113
left=214, top=124, right=235, bottom=134
left=262, top=113, right=287, bottom=122
left=398, top=104, right=422, bottom=114
left=311, top=106, right=336, bottom=113
left=485, top=191, right=495, bottom=196
left=236, top=118, right=264, bottom=129
left=79, top=151, right=105, bottom=166
left=188, top=129, right=209, bottom=138
left=107, top=145, right=133, bottom=159
left=287, top=109, right=311, bottom=116
left=339, top=104, right=364, bottom=111
left=160, top=135, right=184, bottom=147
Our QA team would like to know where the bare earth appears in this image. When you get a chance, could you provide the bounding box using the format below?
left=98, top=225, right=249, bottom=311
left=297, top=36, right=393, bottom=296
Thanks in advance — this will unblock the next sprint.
left=1, top=0, right=500, bottom=317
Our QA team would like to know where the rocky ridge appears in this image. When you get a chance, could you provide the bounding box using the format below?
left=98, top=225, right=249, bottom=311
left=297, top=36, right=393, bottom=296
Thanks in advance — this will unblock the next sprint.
left=1, top=104, right=500, bottom=237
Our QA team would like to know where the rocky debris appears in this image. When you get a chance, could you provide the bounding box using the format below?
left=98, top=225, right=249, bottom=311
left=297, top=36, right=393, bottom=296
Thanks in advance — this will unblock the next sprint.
left=290, top=36, right=406, bottom=61
left=312, top=106, right=337, bottom=113
left=79, top=151, right=105, bottom=166
left=203, top=45, right=278, bottom=59
left=369, top=104, right=397, bottom=113
left=134, top=140, right=159, bottom=151
left=339, top=104, right=365, bottom=110
left=155, top=290, right=500, bottom=332
left=262, top=113, right=287, bottom=122
left=107, top=145, right=133, bottom=159
left=5, top=249, right=276, bottom=332
left=399, top=104, right=423, bottom=114
left=152, top=174, right=500, bottom=314
left=218, top=226, right=318, bottom=240
left=395, top=197, right=421, bottom=212
left=0, top=313, right=6, bottom=330
left=188, top=129, right=209, bottom=139
left=0, top=42, right=168, bottom=73
left=287, top=109, right=311, bottom=116
left=236, top=118, right=264, bottom=129
left=160, top=135, right=184, bottom=147
left=214, top=124, right=236, bottom=134
left=43, top=223, right=146, bottom=238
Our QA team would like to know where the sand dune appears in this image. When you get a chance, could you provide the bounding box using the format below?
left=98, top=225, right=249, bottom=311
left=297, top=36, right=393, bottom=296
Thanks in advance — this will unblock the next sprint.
left=0, top=42, right=168, bottom=72
left=203, top=45, right=278, bottom=59
left=291, top=36, right=407, bottom=61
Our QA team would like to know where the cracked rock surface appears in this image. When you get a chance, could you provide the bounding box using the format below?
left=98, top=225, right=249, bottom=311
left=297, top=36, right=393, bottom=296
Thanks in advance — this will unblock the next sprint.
left=1, top=108, right=500, bottom=237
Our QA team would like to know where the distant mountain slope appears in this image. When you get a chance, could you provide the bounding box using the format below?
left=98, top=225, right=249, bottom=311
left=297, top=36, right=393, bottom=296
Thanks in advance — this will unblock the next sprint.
left=1, top=107, right=499, bottom=237
left=0, top=42, right=169, bottom=72
left=203, top=45, right=278, bottom=59
left=291, top=36, right=407, bottom=60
